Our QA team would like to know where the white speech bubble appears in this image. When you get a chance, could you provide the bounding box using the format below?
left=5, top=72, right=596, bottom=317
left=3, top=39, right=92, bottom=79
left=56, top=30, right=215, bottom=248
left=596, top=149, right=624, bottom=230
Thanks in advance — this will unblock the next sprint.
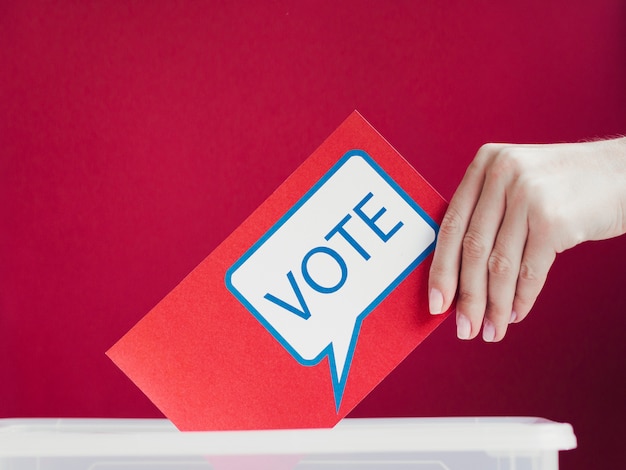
left=226, top=150, right=437, bottom=411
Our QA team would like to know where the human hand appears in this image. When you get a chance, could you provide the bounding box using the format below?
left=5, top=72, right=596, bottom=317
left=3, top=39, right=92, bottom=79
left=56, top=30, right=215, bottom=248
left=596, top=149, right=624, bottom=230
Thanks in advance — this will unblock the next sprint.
left=428, top=138, right=626, bottom=342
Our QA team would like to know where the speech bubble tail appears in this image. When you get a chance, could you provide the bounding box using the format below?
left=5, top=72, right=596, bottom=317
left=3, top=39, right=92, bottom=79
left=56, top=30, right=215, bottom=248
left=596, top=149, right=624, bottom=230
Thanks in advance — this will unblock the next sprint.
left=327, top=318, right=363, bottom=413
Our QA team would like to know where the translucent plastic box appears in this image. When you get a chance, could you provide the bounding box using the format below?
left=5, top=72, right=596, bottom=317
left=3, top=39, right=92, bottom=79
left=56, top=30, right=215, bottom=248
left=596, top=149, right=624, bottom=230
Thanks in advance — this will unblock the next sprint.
left=0, top=417, right=576, bottom=470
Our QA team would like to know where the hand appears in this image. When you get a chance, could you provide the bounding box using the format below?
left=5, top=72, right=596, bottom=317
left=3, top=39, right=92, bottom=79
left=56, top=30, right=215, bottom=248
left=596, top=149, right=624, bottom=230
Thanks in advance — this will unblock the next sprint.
left=428, top=138, right=626, bottom=342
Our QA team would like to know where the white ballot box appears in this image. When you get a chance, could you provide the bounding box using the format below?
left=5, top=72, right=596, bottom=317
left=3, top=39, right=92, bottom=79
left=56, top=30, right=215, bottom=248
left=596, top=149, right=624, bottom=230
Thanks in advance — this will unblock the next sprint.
left=0, top=417, right=576, bottom=470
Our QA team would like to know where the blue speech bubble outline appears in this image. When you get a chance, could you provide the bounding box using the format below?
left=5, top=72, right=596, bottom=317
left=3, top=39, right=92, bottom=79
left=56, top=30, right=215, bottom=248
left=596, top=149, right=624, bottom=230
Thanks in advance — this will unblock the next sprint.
left=225, top=150, right=439, bottom=412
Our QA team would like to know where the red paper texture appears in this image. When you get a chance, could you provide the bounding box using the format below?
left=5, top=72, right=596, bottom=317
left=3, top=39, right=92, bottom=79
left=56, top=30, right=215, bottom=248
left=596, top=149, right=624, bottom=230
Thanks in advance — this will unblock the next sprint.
left=107, top=111, right=451, bottom=430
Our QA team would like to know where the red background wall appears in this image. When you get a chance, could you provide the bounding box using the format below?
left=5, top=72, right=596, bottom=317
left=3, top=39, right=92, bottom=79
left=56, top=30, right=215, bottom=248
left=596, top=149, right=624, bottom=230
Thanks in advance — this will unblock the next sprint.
left=1, top=1, right=625, bottom=468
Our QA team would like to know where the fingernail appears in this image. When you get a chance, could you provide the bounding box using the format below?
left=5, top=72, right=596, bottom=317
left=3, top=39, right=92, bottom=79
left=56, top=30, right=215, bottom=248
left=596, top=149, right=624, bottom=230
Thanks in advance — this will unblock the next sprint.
left=429, top=288, right=444, bottom=314
left=457, top=313, right=471, bottom=340
left=482, top=319, right=496, bottom=342
left=509, top=310, right=518, bottom=324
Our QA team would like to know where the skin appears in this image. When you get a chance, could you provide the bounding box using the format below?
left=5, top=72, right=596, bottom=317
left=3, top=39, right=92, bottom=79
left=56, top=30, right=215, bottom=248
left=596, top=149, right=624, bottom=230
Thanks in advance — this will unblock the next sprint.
left=428, top=137, right=626, bottom=342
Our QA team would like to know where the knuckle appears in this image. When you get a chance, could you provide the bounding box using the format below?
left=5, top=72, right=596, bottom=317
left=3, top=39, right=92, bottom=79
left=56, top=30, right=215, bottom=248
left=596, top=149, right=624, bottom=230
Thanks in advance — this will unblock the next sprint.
left=487, top=250, right=513, bottom=277
left=476, top=143, right=501, bottom=162
left=518, top=261, right=539, bottom=282
left=466, top=145, right=495, bottom=178
left=462, top=231, right=487, bottom=260
left=517, top=173, right=541, bottom=198
left=486, top=147, right=526, bottom=180
left=439, top=206, right=464, bottom=237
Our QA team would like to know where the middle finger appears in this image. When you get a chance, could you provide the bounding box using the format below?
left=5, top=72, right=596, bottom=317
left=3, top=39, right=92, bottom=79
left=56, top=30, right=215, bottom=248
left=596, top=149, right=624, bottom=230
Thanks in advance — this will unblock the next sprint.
left=457, top=171, right=506, bottom=339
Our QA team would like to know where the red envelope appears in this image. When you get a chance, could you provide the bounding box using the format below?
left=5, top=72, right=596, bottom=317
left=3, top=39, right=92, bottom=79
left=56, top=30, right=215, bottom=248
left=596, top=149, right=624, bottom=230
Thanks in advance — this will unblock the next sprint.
left=107, top=111, right=452, bottom=431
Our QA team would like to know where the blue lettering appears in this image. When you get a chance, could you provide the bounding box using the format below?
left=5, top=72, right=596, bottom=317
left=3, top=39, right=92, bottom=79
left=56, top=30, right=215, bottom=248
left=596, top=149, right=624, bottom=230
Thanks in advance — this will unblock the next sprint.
left=265, top=192, right=402, bottom=319
left=264, top=271, right=311, bottom=320
left=302, top=246, right=348, bottom=294
left=325, top=214, right=370, bottom=260
left=353, top=192, right=403, bottom=242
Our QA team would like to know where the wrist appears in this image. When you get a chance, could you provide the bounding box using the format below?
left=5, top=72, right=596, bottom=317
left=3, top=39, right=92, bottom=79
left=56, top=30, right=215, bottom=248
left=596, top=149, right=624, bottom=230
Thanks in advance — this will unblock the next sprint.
left=615, top=137, right=626, bottom=236
left=603, top=137, right=626, bottom=237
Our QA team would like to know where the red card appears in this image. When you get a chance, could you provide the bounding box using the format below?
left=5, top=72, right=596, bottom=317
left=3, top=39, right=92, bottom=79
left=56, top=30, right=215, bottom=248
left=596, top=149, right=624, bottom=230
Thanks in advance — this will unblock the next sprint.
left=107, top=111, right=452, bottom=431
